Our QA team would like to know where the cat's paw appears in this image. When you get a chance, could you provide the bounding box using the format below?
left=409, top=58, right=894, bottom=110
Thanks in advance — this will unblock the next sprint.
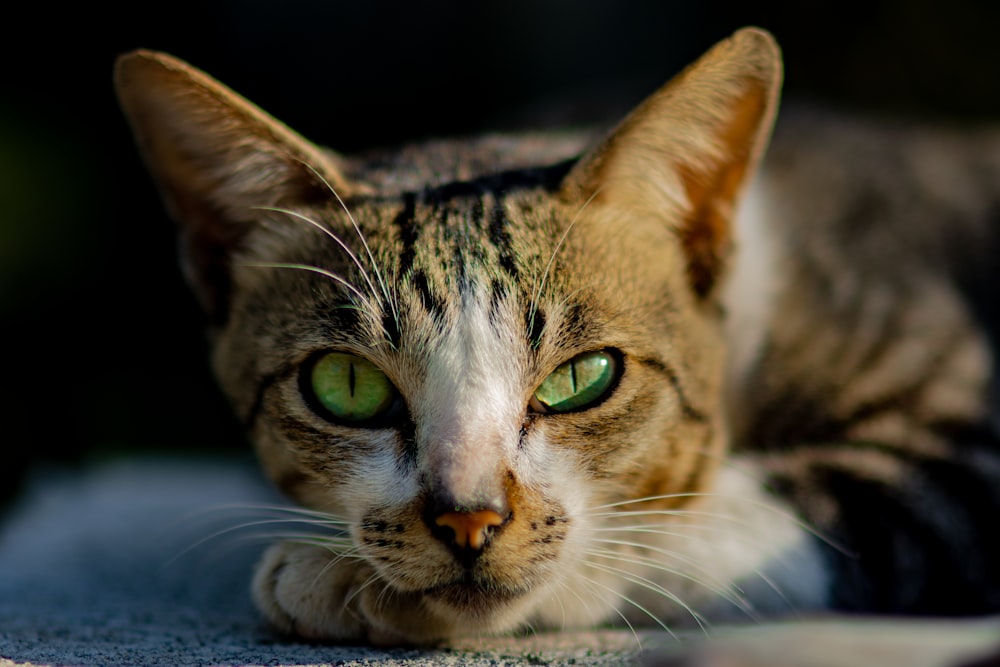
left=252, top=541, right=455, bottom=646
left=252, top=540, right=370, bottom=641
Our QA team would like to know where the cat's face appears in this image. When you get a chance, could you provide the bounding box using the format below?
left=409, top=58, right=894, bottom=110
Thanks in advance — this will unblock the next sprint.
left=116, top=29, right=781, bottom=640
left=213, top=164, right=728, bottom=629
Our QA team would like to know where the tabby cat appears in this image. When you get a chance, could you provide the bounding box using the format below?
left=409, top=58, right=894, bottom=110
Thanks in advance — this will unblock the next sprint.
left=114, top=28, right=1000, bottom=645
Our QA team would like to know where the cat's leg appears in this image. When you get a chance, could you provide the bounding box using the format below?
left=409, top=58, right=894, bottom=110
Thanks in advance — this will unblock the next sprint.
left=252, top=541, right=456, bottom=645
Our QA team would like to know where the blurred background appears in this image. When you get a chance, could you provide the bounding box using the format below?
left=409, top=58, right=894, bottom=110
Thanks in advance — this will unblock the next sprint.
left=3, top=0, right=1000, bottom=505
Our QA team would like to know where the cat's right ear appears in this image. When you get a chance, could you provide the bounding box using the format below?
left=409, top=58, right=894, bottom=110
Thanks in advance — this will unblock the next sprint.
left=115, top=50, right=354, bottom=321
left=561, top=28, right=782, bottom=300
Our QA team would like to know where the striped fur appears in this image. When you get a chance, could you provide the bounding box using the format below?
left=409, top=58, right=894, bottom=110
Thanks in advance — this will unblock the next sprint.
left=115, top=28, right=1000, bottom=645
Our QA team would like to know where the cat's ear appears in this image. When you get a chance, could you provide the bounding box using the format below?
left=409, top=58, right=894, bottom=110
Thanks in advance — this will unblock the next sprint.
left=115, top=50, right=354, bottom=320
left=562, top=28, right=782, bottom=298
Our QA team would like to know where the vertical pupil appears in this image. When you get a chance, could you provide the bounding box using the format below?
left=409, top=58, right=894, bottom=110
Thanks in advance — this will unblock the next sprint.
left=570, top=360, right=578, bottom=393
left=348, top=361, right=356, bottom=397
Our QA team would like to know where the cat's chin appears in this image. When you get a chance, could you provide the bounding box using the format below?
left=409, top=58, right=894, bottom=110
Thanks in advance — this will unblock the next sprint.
left=421, top=579, right=530, bottom=610
left=352, top=577, right=539, bottom=646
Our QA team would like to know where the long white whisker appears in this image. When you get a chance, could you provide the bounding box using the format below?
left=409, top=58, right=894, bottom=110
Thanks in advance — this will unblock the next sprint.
left=592, top=505, right=843, bottom=554
left=569, top=572, right=644, bottom=648
left=240, top=261, right=370, bottom=304
left=541, top=566, right=600, bottom=632
left=528, top=186, right=603, bottom=344
left=311, top=545, right=367, bottom=589
left=344, top=571, right=384, bottom=613
left=182, top=533, right=357, bottom=569
left=586, top=539, right=744, bottom=597
left=575, top=570, right=674, bottom=644
left=165, top=516, right=351, bottom=567
left=253, top=205, right=383, bottom=309
left=590, top=522, right=794, bottom=563
left=178, top=501, right=354, bottom=524
left=588, top=490, right=843, bottom=552
left=588, top=491, right=714, bottom=511
left=583, top=558, right=710, bottom=635
left=585, top=543, right=754, bottom=618
left=299, top=163, right=400, bottom=335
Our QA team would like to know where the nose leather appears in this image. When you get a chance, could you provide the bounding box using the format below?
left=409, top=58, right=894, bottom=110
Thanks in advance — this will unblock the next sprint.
left=434, top=509, right=505, bottom=550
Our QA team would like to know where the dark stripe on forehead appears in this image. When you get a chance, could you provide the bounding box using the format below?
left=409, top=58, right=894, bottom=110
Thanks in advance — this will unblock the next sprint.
left=487, top=278, right=508, bottom=329
left=559, top=303, right=589, bottom=337
left=410, top=269, right=445, bottom=318
left=394, top=192, right=418, bottom=276
left=490, top=199, right=518, bottom=279
left=382, top=310, right=401, bottom=349
left=407, top=161, right=575, bottom=283
left=420, top=159, right=575, bottom=202
left=527, top=306, right=546, bottom=350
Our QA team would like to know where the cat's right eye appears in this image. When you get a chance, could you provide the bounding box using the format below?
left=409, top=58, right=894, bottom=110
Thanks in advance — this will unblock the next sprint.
left=302, top=352, right=400, bottom=425
left=531, top=350, right=621, bottom=414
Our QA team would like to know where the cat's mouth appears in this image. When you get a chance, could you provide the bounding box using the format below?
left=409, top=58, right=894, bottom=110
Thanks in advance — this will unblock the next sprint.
left=422, top=577, right=530, bottom=610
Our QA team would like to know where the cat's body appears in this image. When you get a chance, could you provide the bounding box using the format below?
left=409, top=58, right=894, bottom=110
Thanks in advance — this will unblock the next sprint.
left=115, top=29, right=1000, bottom=645
left=728, top=110, right=1000, bottom=613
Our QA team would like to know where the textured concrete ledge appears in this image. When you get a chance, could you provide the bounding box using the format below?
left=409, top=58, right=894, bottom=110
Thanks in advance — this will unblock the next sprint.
left=1, top=458, right=997, bottom=667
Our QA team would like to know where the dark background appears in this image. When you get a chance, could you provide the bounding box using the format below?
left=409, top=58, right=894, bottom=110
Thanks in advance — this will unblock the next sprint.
left=3, top=0, right=1000, bottom=504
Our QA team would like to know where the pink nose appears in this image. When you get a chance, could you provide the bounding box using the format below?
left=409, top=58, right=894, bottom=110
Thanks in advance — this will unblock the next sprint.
left=434, top=509, right=505, bottom=550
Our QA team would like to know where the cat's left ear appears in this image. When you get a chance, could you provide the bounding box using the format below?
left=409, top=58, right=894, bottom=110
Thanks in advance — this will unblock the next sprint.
left=562, top=28, right=782, bottom=298
left=115, top=50, right=356, bottom=320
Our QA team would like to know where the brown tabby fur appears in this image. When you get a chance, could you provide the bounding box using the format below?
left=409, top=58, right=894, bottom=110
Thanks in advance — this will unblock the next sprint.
left=115, top=28, right=1000, bottom=645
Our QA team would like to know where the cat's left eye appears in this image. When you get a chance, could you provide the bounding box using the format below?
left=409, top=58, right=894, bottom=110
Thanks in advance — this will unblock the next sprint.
left=303, top=352, right=400, bottom=425
left=531, top=350, right=620, bottom=414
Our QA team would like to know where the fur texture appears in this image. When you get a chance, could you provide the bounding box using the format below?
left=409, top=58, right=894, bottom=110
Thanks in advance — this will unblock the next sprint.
left=115, top=27, right=1000, bottom=645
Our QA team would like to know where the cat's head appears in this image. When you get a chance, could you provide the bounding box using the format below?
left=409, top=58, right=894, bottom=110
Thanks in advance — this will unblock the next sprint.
left=116, top=28, right=780, bottom=641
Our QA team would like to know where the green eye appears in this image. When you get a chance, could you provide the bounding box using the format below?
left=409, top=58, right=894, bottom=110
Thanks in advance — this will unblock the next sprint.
left=307, top=352, right=399, bottom=424
left=533, top=350, right=619, bottom=413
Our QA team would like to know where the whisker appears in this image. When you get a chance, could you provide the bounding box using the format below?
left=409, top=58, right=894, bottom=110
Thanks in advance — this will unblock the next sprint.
left=182, top=533, right=358, bottom=571
left=549, top=580, right=570, bottom=631
left=176, top=501, right=354, bottom=524
left=750, top=568, right=797, bottom=615
left=162, top=501, right=354, bottom=567
left=590, top=522, right=794, bottom=565
left=570, top=572, right=644, bottom=649
left=298, top=162, right=400, bottom=337
left=583, top=558, right=710, bottom=635
left=586, top=538, right=745, bottom=593
left=165, top=515, right=351, bottom=567
left=585, top=543, right=754, bottom=619
left=528, top=186, right=603, bottom=344
left=575, top=570, right=674, bottom=645
left=590, top=500, right=844, bottom=554
left=252, top=205, right=383, bottom=311
left=547, top=568, right=595, bottom=632
left=588, top=491, right=719, bottom=511
left=588, top=462, right=843, bottom=553
left=311, top=545, right=367, bottom=589
left=240, top=261, right=370, bottom=305
left=344, top=570, right=385, bottom=614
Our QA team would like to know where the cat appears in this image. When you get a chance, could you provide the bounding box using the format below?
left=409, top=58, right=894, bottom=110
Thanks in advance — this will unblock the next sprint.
left=114, top=27, right=1000, bottom=646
